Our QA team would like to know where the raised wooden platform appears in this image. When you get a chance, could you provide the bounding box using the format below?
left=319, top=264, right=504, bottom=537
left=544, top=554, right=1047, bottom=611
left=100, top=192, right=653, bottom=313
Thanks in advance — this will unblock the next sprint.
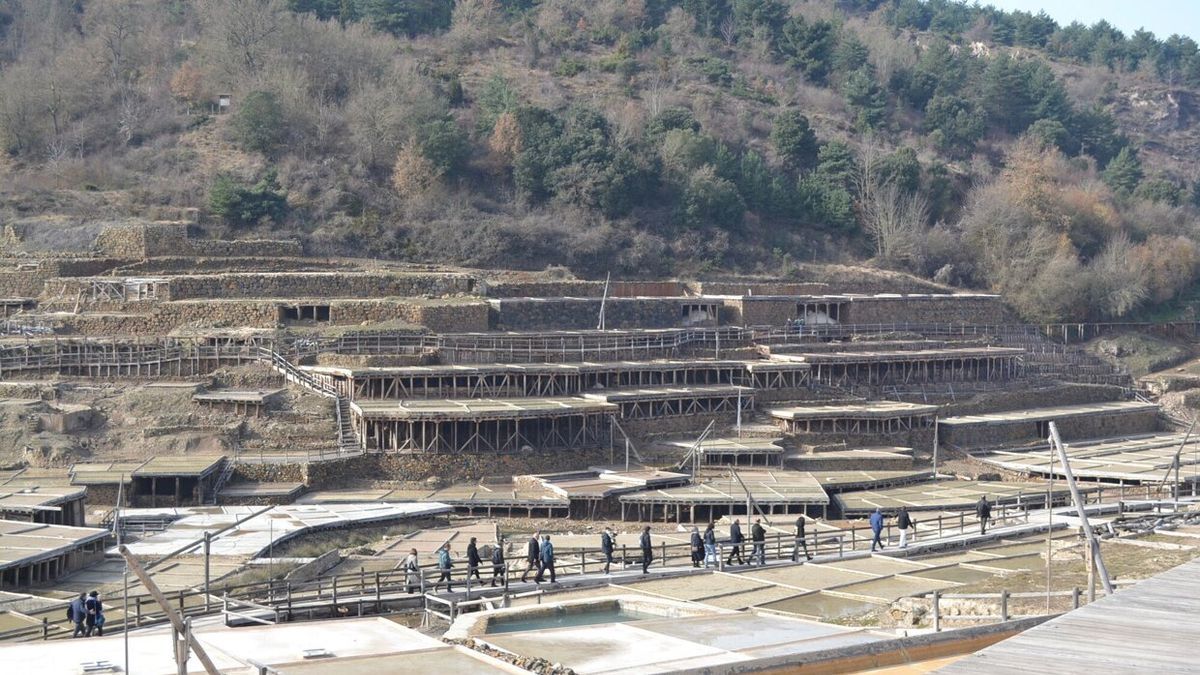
left=940, top=555, right=1200, bottom=673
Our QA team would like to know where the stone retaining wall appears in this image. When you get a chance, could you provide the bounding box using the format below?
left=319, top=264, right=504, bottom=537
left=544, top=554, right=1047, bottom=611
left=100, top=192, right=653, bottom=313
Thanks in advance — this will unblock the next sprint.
left=941, top=384, right=1125, bottom=417
left=939, top=409, right=1160, bottom=448
left=232, top=446, right=614, bottom=486
left=94, top=222, right=301, bottom=259
left=840, top=296, right=1012, bottom=325
left=488, top=297, right=686, bottom=330
left=482, top=280, right=604, bottom=298
left=722, top=294, right=1012, bottom=326
left=55, top=298, right=489, bottom=334
left=165, top=271, right=474, bottom=300
left=691, top=281, right=830, bottom=295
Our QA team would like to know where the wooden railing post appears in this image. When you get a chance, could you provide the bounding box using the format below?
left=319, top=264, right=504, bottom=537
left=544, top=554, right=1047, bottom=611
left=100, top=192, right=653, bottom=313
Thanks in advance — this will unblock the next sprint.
left=932, top=591, right=941, bottom=632
left=1000, top=589, right=1009, bottom=622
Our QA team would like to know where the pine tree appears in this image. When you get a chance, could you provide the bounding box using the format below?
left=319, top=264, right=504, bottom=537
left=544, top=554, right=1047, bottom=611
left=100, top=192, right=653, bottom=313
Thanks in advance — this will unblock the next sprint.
left=1102, top=147, right=1143, bottom=196
left=770, top=110, right=818, bottom=172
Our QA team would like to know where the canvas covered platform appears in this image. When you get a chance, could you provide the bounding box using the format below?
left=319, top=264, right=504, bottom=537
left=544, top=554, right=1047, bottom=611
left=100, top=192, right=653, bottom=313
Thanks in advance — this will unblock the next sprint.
left=666, top=437, right=786, bottom=466
left=118, top=502, right=452, bottom=558
left=0, top=520, right=107, bottom=588
left=424, top=480, right=570, bottom=517
left=0, top=469, right=87, bottom=526
left=833, top=479, right=1090, bottom=515
left=976, top=432, right=1200, bottom=484
left=304, top=358, right=805, bottom=401
left=770, top=402, right=938, bottom=435
left=618, top=469, right=829, bottom=521
left=350, top=397, right=616, bottom=453
left=580, top=385, right=754, bottom=420
left=0, top=616, right=523, bottom=674
left=69, top=455, right=225, bottom=506
left=191, top=387, right=284, bottom=415
left=770, top=346, right=1023, bottom=387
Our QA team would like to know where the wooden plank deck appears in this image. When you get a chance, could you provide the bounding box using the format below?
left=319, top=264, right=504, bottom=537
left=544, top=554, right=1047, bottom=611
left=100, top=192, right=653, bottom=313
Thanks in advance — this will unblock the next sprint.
left=939, top=555, right=1200, bottom=673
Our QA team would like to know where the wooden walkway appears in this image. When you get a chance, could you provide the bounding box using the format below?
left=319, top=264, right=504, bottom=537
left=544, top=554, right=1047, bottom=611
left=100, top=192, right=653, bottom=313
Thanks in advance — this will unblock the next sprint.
left=940, top=554, right=1200, bottom=673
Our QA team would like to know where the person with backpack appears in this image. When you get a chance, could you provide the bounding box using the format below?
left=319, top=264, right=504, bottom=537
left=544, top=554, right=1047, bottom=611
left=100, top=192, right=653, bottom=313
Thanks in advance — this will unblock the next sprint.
left=536, top=534, right=556, bottom=583
left=897, top=507, right=915, bottom=549
left=750, top=519, right=767, bottom=566
left=400, top=548, right=420, bottom=593
left=435, top=543, right=454, bottom=592
left=68, top=592, right=86, bottom=638
left=490, top=539, right=506, bottom=587
left=84, top=591, right=104, bottom=637
left=600, top=528, right=616, bottom=574
left=703, top=523, right=717, bottom=568
left=977, top=496, right=992, bottom=534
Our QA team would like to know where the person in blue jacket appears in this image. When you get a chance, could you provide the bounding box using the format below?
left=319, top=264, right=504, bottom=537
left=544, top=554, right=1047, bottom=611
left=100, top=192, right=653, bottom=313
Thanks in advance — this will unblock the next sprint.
left=436, top=543, right=454, bottom=592
left=536, top=534, right=556, bottom=583
left=869, top=508, right=886, bottom=552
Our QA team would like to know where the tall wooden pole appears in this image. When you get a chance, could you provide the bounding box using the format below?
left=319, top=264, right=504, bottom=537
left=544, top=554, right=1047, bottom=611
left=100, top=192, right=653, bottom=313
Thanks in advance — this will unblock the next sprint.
left=1048, top=422, right=1113, bottom=596
left=117, top=545, right=220, bottom=675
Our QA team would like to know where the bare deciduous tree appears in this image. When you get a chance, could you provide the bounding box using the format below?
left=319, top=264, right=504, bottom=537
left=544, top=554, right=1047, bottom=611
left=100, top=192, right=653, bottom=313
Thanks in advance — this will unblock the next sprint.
left=856, top=141, right=929, bottom=265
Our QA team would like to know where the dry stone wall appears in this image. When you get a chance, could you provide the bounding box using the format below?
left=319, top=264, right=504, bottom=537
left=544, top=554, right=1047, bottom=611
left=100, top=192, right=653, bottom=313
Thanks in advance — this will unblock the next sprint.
left=939, top=409, right=1160, bottom=447
left=840, top=296, right=1011, bottom=325
left=94, top=223, right=301, bottom=259
left=488, top=297, right=685, bottom=330
left=232, top=446, right=614, bottom=486
left=165, top=272, right=474, bottom=300
left=54, top=298, right=489, bottom=334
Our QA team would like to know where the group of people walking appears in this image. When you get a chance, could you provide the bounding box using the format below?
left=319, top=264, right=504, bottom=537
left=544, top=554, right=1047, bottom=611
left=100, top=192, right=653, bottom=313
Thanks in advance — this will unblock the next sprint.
left=67, top=590, right=104, bottom=638
left=404, top=517, right=834, bottom=593
left=869, top=497, right=993, bottom=552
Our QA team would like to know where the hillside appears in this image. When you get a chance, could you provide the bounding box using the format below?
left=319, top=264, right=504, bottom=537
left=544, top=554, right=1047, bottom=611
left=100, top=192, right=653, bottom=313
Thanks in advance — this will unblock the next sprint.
left=4, top=1, right=1200, bottom=322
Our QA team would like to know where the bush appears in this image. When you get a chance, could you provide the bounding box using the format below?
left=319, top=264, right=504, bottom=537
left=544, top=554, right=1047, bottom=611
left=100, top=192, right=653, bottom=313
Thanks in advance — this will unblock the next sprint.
left=209, top=171, right=288, bottom=227
left=554, top=57, right=587, bottom=77
left=680, top=166, right=744, bottom=229
left=232, top=91, right=286, bottom=155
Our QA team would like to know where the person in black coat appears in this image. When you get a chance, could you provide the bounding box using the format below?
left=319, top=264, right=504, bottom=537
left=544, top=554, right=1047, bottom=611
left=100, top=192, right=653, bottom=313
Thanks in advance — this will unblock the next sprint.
left=466, top=537, right=482, bottom=580
left=750, top=519, right=767, bottom=566
left=689, top=527, right=704, bottom=567
left=639, top=526, right=653, bottom=574
left=520, top=531, right=541, bottom=583
left=977, top=497, right=992, bottom=534
left=601, top=527, right=616, bottom=574
left=726, top=519, right=746, bottom=565
left=897, top=507, right=915, bottom=549
left=792, top=516, right=812, bottom=561
left=490, top=539, right=505, bottom=587
left=84, top=591, right=103, bottom=637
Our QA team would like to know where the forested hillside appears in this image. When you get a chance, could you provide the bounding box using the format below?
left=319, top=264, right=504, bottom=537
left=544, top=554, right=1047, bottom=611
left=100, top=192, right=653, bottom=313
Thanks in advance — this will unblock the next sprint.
left=4, top=0, right=1200, bottom=321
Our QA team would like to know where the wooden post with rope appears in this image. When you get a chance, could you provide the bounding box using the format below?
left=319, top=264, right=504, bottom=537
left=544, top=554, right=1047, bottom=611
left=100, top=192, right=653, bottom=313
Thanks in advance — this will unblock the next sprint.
left=117, top=545, right=220, bottom=675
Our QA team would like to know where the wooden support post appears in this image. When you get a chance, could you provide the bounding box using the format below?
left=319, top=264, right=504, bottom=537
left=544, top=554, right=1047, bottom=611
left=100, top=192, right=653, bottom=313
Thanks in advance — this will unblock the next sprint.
left=932, top=590, right=941, bottom=632
left=117, top=545, right=219, bottom=675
